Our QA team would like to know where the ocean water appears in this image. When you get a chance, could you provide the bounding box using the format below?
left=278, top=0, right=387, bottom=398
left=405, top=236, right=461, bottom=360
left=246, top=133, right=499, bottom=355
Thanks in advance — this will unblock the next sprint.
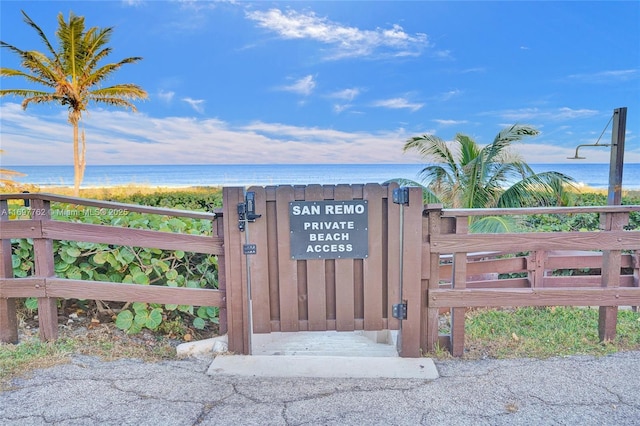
left=6, top=163, right=640, bottom=190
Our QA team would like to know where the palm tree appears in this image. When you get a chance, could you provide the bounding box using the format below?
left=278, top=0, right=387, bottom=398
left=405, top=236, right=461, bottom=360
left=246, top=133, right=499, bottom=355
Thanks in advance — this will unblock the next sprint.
left=403, top=124, right=575, bottom=231
left=1, top=10, right=147, bottom=196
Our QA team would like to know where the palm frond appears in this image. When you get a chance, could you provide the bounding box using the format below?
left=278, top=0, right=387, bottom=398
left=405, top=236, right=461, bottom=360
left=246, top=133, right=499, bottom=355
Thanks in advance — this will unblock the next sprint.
left=469, top=215, right=519, bottom=233
left=20, top=10, right=57, bottom=58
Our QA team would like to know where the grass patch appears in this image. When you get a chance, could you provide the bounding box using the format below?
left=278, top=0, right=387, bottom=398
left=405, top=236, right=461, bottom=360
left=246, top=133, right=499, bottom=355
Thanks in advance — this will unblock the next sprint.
left=461, top=306, right=640, bottom=359
left=0, top=325, right=179, bottom=391
left=0, top=338, right=77, bottom=391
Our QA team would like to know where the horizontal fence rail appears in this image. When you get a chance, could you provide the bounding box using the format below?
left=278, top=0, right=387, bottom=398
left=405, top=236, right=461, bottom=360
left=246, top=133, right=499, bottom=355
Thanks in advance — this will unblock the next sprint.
left=0, top=193, right=225, bottom=343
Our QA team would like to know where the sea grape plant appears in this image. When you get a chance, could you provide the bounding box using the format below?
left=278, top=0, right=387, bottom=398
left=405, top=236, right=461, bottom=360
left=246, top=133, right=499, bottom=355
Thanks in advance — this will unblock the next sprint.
left=10, top=202, right=220, bottom=334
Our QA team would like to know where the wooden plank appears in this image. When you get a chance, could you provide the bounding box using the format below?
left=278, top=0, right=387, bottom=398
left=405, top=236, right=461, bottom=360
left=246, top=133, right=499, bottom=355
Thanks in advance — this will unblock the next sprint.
left=439, top=256, right=527, bottom=278
left=424, top=204, right=443, bottom=351
left=322, top=186, right=336, bottom=328
left=528, top=251, right=547, bottom=288
left=265, top=187, right=280, bottom=330
left=386, top=182, right=401, bottom=331
left=430, top=231, right=639, bottom=253
left=334, top=184, right=355, bottom=331
left=399, top=187, right=423, bottom=357
left=543, top=276, right=635, bottom=288
left=441, top=205, right=639, bottom=217
left=304, top=185, right=327, bottom=331
left=363, top=183, right=384, bottom=330
left=0, top=219, right=224, bottom=254
left=0, top=192, right=218, bottom=220
left=222, top=187, right=248, bottom=354
left=43, top=221, right=224, bottom=255
left=0, top=278, right=47, bottom=298
left=451, top=216, right=468, bottom=357
left=297, top=258, right=308, bottom=325
left=214, top=216, right=227, bottom=335
left=45, top=278, right=222, bottom=306
left=276, top=186, right=299, bottom=331
left=599, top=212, right=625, bottom=341
left=31, top=199, right=58, bottom=341
left=296, top=183, right=308, bottom=327
left=247, top=186, right=271, bottom=333
left=0, top=220, right=43, bottom=239
left=0, top=200, right=18, bottom=343
left=428, top=287, right=640, bottom=308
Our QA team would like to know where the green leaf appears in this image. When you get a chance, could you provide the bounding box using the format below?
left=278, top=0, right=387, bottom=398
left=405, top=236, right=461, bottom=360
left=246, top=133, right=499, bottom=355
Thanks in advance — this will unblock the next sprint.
left=165, top=304, right=178, bottom=311
left=92, top=251, right=108, bottom=265
left=132, top=271, right=150, bottom=285
left=165, top=269, right=178, bottom=280
left=66, top=266, right=82, bottom=280
left=132, top=302, right=148, bottom=314
left=115, top=310, right=133, bottom=331
left=12, top=254, right=22, bottom=269
left=65, top=246, right=81, bottom=258
left=146, top=308, right=163, bottom=329
left=193, top=317, right=206, bottom=330
left=25, top=297, right=38, bottom=311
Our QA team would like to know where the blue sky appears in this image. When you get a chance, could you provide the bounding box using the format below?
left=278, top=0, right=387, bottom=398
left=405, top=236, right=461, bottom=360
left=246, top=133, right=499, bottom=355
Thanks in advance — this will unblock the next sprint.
left=1, top=0, right=638, bottom=166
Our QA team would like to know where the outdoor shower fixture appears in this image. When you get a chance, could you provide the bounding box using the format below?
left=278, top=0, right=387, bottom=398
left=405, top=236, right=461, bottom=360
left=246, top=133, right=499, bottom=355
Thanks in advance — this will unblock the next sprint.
left=567, top=107, right=627, bottom=206
left=567, top=142, right=611, bottom=160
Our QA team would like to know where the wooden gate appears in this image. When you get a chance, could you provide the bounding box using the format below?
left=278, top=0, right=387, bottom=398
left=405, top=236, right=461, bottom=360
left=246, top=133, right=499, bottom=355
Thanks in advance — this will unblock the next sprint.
left=222, top=184, right=425, bottom=357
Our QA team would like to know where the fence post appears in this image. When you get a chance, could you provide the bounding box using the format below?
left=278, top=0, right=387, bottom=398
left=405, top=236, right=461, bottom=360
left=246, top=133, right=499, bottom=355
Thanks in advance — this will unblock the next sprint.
left=398, top=187, right=424, bottom=357
left=598, top=211, right=627, bottom=341
left=0, top=200, right=19, bottom=343
left=31, top=199, right=58, bottom=341
left=222, top=187, right=249, bottom=354
left=213, top=211, right=228, bottom=335
left=633, top=251, right=639, bottom=313
left=450, top=216, right=468, bottom=357
left=423, top=204, right=443, bottom=352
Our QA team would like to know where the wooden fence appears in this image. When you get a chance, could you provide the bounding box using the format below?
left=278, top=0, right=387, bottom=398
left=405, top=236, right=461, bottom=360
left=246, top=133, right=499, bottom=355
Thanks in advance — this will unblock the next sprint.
left=0, top=193, right=225, bottom=344
left=2, top=190, right=639, bottom=358
left=425, top=204, right=640, bottom=356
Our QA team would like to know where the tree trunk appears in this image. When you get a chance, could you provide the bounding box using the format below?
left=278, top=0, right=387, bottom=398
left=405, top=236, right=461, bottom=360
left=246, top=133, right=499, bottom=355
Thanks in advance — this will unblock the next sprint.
left=72, top=120, right=87, bottom=197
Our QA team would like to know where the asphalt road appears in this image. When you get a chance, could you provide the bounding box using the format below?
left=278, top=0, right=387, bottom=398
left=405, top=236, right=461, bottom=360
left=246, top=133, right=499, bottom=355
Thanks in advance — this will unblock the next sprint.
left=1, top=351, right=639, bottom=425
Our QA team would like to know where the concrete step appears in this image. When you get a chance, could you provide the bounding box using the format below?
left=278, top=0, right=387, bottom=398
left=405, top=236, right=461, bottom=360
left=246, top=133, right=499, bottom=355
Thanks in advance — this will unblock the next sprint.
left=207, top=355, right=439, bottom=379
left=250, top=330, right=399, bottom=357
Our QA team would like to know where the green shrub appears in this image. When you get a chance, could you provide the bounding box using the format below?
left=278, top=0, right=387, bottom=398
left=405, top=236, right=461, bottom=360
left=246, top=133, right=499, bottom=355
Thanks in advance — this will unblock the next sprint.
left=11, top=190, right=223, bottom=335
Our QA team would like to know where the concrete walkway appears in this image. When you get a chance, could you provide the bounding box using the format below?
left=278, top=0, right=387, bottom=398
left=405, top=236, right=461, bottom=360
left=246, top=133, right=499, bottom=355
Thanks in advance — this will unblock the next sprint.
left=1, top=350, right=639, bottom=425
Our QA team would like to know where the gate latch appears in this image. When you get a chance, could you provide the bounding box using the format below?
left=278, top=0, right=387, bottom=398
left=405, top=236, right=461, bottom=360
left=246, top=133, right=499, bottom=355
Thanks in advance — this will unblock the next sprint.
left=392, top=302, right=407, bottom=320
left=243, top=244, right=257, bottom=255
left=238, top=191, right=261, bottom=231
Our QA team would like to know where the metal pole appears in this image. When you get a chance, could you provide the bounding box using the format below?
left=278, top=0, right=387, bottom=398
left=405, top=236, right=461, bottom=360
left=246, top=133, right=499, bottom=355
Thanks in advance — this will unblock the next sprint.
left=608, top=107, right=627, bottom=206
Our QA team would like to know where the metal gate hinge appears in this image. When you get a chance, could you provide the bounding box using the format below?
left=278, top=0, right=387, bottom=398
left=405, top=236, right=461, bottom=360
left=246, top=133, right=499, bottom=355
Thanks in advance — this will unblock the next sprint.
left=392, top=187, right=409, bottom=205
left=392, top=302, right=407, bottom=320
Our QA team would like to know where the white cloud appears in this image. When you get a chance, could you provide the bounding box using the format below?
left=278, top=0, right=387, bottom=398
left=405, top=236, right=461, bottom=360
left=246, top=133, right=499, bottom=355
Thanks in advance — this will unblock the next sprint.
left=568, top=69, right=638, bottom=83
left=4, top=103, right=636, bottom=168
left=279, top=75, right=316, bottom=96
left=0, top=102, right=419, bottom=166
left=182, top=97, right=205, bottom=113
left=492, top=107, right=599, bottom=121
left=328, top=88, right=360, bottom=101
left=371, top=97, right=423, bottom=112
left=433, top=119, right=468, bottom=126
left=157, top=90, right=175, bottom=103
left=246, top=8, right=429, bottom=59
left=439, top=89, right=462, bottom=101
